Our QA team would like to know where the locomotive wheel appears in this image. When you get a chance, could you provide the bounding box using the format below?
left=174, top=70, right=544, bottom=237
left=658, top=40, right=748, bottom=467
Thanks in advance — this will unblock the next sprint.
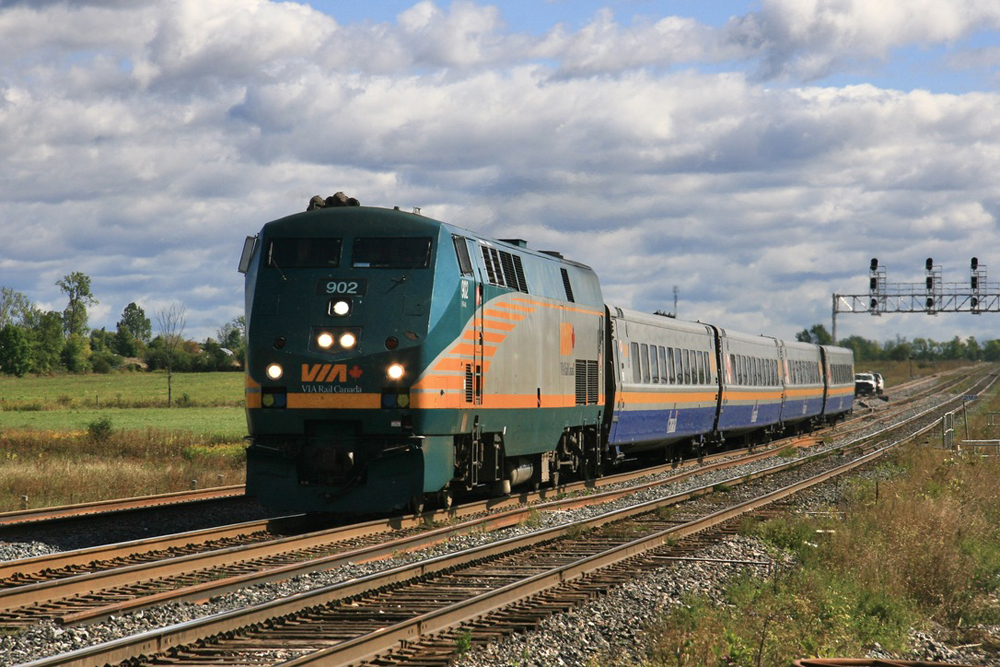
left=437, top=490, right=453, bottom=510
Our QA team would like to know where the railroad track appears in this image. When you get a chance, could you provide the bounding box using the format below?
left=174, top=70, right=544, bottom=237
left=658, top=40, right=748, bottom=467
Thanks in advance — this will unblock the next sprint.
left=0, top=485, right=248, bottom=528
left=0, top=436, right=818, bottom=627
left=18, top=370, right=994, bottom=666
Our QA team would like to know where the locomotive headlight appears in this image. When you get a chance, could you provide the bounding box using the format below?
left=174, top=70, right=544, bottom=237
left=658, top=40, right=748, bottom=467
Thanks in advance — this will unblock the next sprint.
left=339, top=332, right=357, bottom=349
left=266, top=363, right=283, bottom=380
left=331, top=299, right=351, bottom=316
left=386, top=363, right=405, bottom=380
left=316, top=332, right=335, bottom=349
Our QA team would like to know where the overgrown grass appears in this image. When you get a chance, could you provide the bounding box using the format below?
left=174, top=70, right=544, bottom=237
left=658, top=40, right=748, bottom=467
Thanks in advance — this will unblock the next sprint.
left=634, top=442, right=1000, bottom=665
left=0, top=427, right=246, bottom=510
left=0, top=373, right=248, bottom=511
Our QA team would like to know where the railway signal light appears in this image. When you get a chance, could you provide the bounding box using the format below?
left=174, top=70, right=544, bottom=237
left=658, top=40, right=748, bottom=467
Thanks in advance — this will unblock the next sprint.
left=926, top=257, right=934, bottom=271
left=870, top=258, right=878, bottom=271
left=870, top=277, right=878, bottom=291
left=926, top=276, right=934, bottom=290
left=972, top=257, right=979, bottom=270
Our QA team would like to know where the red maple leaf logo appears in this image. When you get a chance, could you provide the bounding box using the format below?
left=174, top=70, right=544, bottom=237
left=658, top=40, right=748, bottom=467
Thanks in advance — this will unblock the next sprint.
left=348, top=365, right=363, bottom=380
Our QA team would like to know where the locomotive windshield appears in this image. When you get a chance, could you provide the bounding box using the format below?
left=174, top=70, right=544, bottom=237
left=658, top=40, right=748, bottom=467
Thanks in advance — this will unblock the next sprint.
left=352, top=237, right=432, bottom=268
left=268, top=238, right=342, bottom=268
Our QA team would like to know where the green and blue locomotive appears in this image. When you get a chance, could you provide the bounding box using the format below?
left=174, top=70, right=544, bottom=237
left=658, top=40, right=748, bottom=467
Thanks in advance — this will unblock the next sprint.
left=239, top=201, right=607, bottom=514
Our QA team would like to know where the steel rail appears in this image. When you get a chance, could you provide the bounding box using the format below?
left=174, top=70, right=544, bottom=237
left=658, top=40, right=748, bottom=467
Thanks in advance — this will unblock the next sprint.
left=0, top=437, right=789, bottom=590
left=0, top=485, right=247, bottom=528
left=1, top=434, right=812, bottom=624
left=0, top=516, right=304, bottom=581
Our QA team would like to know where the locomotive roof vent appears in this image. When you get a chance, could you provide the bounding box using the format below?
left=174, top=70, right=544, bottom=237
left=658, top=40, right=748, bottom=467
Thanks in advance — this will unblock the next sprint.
left=540, top=250, right=564, bottom=259
left=306, top=191, right=360, bottom=211
left=500, top=238, right=528, bottom=248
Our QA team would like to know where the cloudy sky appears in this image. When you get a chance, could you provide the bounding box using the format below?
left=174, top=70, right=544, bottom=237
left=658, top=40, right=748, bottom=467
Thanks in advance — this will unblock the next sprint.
left=3, top=0, right=1000, bottom=345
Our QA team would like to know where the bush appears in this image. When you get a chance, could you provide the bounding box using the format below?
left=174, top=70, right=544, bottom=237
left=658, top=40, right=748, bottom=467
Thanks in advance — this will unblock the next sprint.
left=88, top=351, right=123, bottom=374
left=87, top=416, right=114, bottom=443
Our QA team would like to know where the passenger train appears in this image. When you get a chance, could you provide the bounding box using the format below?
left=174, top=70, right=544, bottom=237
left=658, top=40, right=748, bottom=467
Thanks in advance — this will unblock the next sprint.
left=238, top=199, right=855, bottom=515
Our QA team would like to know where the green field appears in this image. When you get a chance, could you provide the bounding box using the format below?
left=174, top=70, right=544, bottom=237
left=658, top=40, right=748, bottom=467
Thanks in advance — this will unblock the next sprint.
left=0, top=372, right=248, bottom=510
left=0, top=371, right=243, bottom=409
left=0, top=407, right=246, bottom=438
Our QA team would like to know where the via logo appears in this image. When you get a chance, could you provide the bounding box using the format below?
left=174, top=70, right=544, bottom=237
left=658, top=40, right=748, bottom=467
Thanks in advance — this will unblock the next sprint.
left=301, top=364, right=348, bottom=382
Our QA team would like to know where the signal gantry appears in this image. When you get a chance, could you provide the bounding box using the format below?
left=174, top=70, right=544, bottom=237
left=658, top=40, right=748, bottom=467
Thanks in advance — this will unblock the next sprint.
left=832, top=257, right=991, bottom=340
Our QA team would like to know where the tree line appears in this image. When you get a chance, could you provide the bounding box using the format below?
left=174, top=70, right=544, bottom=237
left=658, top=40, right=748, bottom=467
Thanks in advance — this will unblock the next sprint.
left=796, top=323, right=1000, bottom=362
left=0, top=273, right=245, bottom=377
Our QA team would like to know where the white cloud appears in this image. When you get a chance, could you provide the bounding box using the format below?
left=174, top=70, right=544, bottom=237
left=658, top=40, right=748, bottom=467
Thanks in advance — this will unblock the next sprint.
left=728, top=0, right=1000, bottom=80
left=1, top=1, right=1000, bottom=345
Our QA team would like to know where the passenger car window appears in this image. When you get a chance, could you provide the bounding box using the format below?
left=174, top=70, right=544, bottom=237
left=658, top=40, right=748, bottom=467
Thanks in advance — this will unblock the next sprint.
left=631, top=342, right=641, bottom=383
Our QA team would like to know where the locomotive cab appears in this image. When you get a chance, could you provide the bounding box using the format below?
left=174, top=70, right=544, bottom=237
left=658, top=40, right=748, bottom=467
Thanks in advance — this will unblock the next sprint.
left=242, top=206, right=450, bottom=514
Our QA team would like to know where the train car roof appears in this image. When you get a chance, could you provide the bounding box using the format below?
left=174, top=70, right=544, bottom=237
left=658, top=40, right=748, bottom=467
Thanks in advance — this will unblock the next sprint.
left=608, top=307, right=714, bottom=334
left=262, top=205, right=597, bottom=273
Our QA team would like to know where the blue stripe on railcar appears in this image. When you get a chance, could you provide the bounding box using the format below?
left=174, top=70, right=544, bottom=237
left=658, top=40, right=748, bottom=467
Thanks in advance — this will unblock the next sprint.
left=824, top=395, right=853, bottom=415
left=717, top=401, right=783, bottom=432
left=609, top=404, right=717, bottom=446
left=780, top=395, right=825, bottom=422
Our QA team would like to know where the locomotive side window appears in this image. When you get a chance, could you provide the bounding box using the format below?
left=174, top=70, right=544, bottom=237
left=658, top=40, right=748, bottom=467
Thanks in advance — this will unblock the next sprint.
left=268, top=238, right=342, bottom=268
left=659, top=347, right=667, bottom=384
left=452, top=236, right=474, bottom=275
left=352, top=237, right=431, bottom=268
left=560, top=268, right=575, bottom=302
left=650, top=346, right=659, bottom=383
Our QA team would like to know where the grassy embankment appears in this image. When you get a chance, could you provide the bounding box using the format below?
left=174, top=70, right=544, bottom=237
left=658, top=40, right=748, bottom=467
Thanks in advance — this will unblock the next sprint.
left=622, top=361, right=1000, bottom=665
left=0, top=372, right=246, bottom=511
